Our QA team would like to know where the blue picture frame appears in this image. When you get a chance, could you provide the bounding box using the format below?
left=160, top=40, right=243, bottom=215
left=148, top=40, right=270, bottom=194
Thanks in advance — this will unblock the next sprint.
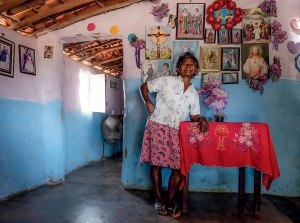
left=295, top=53, right=300, bottom=72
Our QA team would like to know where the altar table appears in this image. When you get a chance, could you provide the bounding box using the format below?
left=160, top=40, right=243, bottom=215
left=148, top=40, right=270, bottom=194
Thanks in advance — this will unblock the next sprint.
left=179, top=122, right=280, bottom=214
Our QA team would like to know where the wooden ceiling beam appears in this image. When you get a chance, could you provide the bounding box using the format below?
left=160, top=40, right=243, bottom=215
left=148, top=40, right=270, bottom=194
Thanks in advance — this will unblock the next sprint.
left=102, top=64, right=123, bottom=70
left=93, top=55, right=123, bottom=66
left=95, top=0, right=105, bottom=7
left=78, top=45, right=123, bottom=62
left=28, top=0, right=143, bottom=36
left=8, top=0, right=95, bottom=30
left=67, top=39, right=118, bottom=56
left=0, top=0, right=28, bottom=14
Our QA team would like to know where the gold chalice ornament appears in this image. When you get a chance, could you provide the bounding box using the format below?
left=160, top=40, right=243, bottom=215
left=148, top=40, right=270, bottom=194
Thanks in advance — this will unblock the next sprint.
left=214, top=125, right=229, bottom=150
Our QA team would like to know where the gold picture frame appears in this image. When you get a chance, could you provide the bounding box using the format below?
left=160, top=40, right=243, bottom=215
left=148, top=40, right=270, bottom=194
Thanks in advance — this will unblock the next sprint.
left=200, top=45, right=221, bottom=72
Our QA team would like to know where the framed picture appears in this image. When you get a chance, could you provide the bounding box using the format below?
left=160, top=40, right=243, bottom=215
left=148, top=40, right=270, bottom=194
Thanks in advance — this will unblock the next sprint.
left=200, top=46, right=221, bottom=72
left=110, top=80, right=117, bottom=89
left=221, top=47, right=240, bottom=71
left=0, top=37, right=15, bottom=78
left=295, top=53, right=300, bottom=72
left=201, top=72, right=222, bottom=87
left=141, top=61, right=157, bottom=83
left=176, top=3, right=205, bottom=40
left=167, top=14, right=177, bottom=29
left=157, top=60, right=174, bottom=77
left=231, top=29, right=242, bottom=44
left=19, top=45, right=36, bottom=75
left=222, top=72, right=239, bottom=84
left=214, top=9, right=234, bottom=25
left=146, top=26, right=172, bottom=60
left=217, top=29, right=230, bottom=44
left=43, top=43, right=55, bottom=60
left=242, top=8, right=271, bottom=44
left=172, top=41, right=200, bottom=74
left=204, top=28, right=216, bottom=44
left=241, top=43, right=269, bottom=79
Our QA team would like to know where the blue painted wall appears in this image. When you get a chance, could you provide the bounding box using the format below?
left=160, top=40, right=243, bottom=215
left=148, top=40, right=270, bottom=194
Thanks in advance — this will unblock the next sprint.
left=0, top=97, right=113, bottom=200
left=122, top=77, right=300, bottom=196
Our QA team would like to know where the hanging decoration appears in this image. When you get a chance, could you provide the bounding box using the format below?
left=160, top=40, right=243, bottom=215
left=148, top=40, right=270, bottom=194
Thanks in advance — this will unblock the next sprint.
left=290, top=18, right=300, bottom=30
left=128, top=33, right=146, bottom=69
left=87, top=23, right=96, bottom=31
left=245, top=75, right=268, bottom=96
left=206, top=0, right=242, bottom=31
left=110, top=26, right=119, bottom=35
left=287, top=41, right=300, bottom=54
left=270, top=20, right=288, bottom=51
left=150, top=3, right=169, bottom=23
left=269, top=56, right=282, bottom=82
left=295, top=54, right=300, bottom=72
left=258, top=0, right=278, bottom=17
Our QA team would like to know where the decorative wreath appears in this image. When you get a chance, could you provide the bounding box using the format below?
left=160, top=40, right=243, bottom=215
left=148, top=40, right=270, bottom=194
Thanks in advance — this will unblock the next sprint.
left=246, top=75, right=268, bottom=96
left=206, top=0, right=242, bottom=31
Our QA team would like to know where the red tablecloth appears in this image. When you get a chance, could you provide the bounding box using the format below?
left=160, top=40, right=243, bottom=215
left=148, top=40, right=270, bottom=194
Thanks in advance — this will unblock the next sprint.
left=179, top=122, right=280, bottom=191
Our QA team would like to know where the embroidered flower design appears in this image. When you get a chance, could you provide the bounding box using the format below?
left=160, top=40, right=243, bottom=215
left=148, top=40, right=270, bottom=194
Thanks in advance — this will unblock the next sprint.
left=233, top=123, right=260, bottom=155
left=184, top=123, right=211, bottom=150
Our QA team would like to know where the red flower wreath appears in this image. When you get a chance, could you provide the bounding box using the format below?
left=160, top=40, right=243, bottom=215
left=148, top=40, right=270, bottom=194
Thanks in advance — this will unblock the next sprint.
left=206, top=0, right=242, bottom=31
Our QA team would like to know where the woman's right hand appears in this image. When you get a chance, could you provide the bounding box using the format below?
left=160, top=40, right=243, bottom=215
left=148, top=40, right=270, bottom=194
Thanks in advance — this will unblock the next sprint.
left=146, top=101, right=155, bottom=115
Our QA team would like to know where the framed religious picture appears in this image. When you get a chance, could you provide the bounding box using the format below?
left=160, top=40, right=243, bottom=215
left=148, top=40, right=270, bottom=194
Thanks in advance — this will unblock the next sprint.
left=200, top=45, right=221, bottom=72
left=176, top=3, right=205, bottom=40
left=214, top=8, right=234, bottom=25
left=201, top=72, right=222, bottom=87
left=222, top=72, right=239, bottom=84
left=141, top=61, right=157, bottom=83
left=157, top=60, right=174, bottom=77
left=204, top=28, right=216, bottom=44
left=231, top=29, right=242, bottom=44
left=217, top=29, right=230, bottom=44
left=241, top=43, right=269, bottom=79
left=19, top=45, right=36, bottom=75
left=172, top=41, right=200, bottom=74
left=43, top=43, right=55, bottom=60
left=221, top=47, right=240, bottom=71
left=110, top=80, right=117, bottom=89
left=295, top=53, right=300, bottom=72
left=242, top=8, right=271, bottom=44
left=0, top=37, right=15, bottom=78
left=145, top=25, right=172, bottom=60
left=167, top=14, right=177, bottom=29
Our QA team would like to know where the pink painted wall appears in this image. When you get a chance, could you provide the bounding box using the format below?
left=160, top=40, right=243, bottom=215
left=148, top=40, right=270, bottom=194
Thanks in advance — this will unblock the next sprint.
left=1, top=0, right=299, bottom=104
left=34, top=0, right=300, bottom=83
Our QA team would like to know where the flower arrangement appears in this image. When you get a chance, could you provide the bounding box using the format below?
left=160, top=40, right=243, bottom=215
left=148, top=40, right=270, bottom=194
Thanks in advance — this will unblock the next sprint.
left=269, top=56, right=281, bottom=82
left=245, top=75, right=268, bottom=96
left=259, top=0, right=278, bottom=17
left=151, top=3, right=169, bottom=23
left=271, top=20, right=288, bottom=51
left=128, top=33, right=146, bottom=69
left=198, top=79, right=229, bottom=120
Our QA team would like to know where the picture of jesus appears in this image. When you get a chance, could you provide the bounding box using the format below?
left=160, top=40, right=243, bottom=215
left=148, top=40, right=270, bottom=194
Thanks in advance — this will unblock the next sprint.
left=241, top=43, right=269, bottom=79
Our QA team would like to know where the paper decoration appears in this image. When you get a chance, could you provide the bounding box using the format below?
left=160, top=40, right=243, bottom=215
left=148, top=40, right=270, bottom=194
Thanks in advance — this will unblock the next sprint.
left=87, top=23, right=96, bottom=31
left=287, top=41, right=300, bottom=54
left=110, top=26, right=119, bottom=35
left=290, top=18, right=300, bottom=30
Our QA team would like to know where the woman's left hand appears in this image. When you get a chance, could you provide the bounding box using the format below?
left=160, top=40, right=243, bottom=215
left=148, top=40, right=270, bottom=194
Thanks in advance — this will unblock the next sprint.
left=199, top=119, right=209, bottom=132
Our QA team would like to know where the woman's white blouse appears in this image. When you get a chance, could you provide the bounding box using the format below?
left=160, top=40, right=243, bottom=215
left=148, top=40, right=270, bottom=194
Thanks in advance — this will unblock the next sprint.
left=147, top=76, right=200, bottom=130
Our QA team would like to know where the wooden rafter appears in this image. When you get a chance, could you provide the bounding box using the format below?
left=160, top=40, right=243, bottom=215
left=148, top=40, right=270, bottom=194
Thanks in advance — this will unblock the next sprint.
left=78, top=45, right=123, bottom=62
left=8, top=0, right=95, bottom=30
left=67, top=39, right=119, bottom=56
left=0, top=0, right=27, bottom=14
left=28, top=0, right=143, bottom=36
left=93, top=55, right=123, bottom=66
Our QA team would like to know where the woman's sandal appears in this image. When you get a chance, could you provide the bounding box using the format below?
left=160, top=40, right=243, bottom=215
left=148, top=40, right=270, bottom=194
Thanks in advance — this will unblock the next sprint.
left=154, top=202, right=168, bottom=215
left=167, top=206, right=181, bottom=218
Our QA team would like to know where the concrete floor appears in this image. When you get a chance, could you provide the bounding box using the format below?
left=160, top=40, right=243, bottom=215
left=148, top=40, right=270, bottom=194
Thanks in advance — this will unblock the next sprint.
left=0, top=158, right=300, bottom=223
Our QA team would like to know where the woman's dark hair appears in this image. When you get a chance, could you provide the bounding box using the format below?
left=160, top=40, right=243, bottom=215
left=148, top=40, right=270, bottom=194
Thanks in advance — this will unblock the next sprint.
left=176, top=52, right=199, bottom=76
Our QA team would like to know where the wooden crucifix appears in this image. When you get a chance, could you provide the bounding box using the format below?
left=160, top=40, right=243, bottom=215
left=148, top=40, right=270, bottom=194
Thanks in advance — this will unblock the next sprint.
left=147, top=26, right=170, bottom=59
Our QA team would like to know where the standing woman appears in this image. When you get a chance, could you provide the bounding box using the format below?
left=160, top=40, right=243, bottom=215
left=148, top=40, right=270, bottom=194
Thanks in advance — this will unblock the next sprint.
left=139, top=52, right=209, bottom=218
